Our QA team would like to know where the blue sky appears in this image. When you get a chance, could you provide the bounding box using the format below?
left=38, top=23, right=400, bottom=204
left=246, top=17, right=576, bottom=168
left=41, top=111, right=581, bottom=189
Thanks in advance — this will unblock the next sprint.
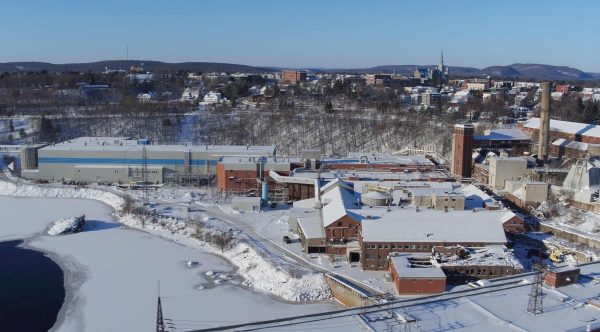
left=1, top=0, right=598, bottom=71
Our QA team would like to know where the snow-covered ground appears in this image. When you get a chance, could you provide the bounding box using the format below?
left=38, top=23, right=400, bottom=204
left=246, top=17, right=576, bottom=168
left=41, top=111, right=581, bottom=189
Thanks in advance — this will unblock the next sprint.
left=0, top=195, right=339, bottom=331
left=537, top=190, right=600, bottom=237
left=47, top=217, right=83, bottom=236
left=216, top=204, right=399, bottom=295
left=0, top=179, right=332, bottom=302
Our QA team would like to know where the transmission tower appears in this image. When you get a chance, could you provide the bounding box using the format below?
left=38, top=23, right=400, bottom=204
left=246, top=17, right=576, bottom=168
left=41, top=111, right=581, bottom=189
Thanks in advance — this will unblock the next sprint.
left=527, top=264, right=544, bottom=315
left=156, top=281, right=165, bottom=332
left=142, top=144, right=149, bottom=205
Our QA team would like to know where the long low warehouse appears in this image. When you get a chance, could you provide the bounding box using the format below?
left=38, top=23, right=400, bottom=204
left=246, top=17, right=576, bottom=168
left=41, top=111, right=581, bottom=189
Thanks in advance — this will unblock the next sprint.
left=21, top=137, right=276, bottom=184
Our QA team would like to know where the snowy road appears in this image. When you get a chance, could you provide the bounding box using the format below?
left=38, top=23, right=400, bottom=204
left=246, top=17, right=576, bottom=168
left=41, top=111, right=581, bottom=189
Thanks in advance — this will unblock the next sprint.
left=196, top=204, right=384, bottom=296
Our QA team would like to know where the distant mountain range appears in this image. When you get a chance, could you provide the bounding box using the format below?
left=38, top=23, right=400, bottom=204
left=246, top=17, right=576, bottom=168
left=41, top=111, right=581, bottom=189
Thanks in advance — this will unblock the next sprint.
left=0, top=60, right=276, bottom=74
left=0, top=60, right=598, bottom=81
left=326, top=63, right=600, bottom=81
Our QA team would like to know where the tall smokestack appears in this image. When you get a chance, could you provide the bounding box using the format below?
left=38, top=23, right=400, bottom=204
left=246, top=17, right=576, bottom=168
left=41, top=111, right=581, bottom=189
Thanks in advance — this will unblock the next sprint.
left=538, top=82, right=551, bottom=163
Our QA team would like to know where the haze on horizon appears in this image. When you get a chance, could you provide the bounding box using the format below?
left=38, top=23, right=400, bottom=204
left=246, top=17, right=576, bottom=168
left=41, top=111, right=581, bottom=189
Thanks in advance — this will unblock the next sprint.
left=1, top=0, right=598, bottom=72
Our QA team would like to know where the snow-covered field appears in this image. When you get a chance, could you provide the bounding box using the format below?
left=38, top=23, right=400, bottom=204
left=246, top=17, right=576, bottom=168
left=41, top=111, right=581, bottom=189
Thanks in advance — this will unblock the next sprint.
left=0, top=175, right=342, bottom=331
left=0, top=195, right=339, bottom=331
left=0, top=179, right=332, bottom=302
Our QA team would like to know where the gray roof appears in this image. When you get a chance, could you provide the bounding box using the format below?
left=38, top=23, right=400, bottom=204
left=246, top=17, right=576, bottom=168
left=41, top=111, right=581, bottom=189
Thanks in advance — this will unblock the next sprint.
left=41, top=137, right=276, bottom=155
left=390, top=255, right=446, bottom=279
left=474, top=128, right=530, bottom=141
left=360, top=209, right=511, bottom=243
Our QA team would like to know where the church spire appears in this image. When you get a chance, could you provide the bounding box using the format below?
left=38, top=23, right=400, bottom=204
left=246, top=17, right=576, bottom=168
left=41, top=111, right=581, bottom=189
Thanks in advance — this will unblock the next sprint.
left=440, top=50, right=444, bottom=68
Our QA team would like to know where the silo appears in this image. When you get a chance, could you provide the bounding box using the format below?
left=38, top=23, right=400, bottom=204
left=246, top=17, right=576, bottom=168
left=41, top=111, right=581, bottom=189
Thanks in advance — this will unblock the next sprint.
left=261, top=181, right=269, bottom=207
left=361, top=191, right=391, bottom=207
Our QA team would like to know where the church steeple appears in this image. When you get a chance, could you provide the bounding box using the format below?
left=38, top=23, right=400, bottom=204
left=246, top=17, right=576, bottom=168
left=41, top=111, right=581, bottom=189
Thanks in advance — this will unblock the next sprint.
left=439, top=50, right=444, bottom=69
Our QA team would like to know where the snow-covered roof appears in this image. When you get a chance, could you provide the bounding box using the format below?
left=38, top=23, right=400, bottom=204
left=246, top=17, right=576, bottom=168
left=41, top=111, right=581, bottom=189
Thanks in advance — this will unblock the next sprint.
left=323, top=153, right=434, bottom=167
left=552, top=138, right=589, bottom=151
left=390, top=255, right=446, bottom=279
left=360, top=209, right=510, bottom=243
left=523, top=117, right=600, bottom=139
left=296, top=212, right=324, bottom=239
left=321, top=184, right=360, bottom=227
left=41, top=137, right=276, bottom=155
left=363, top=191, right=390, bottom=199
left=474, top=128, right=530, bottom=141
left=563, top=160, right=600, bottom=191
left=462, top=184, right=499, bottom=209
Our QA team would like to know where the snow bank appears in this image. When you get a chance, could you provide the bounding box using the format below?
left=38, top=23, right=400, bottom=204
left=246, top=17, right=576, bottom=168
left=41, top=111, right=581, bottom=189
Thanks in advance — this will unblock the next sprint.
left=0, top=179, right=330, bottom=301
left=0, top=180, right=124, bottom=211
left=48, top=217, right=83, bottom=236
left=120, top=213, right=331, bottom=301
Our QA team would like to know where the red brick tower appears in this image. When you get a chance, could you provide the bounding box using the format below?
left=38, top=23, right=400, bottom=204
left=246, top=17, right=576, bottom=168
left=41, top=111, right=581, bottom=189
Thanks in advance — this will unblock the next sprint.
left=452, top=123, right=474, bottom=179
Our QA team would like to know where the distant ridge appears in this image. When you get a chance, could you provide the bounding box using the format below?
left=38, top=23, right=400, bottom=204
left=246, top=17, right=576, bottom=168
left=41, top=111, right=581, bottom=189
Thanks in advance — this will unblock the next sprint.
left=0, top=60, right=276, bottom=74
left=0, top=60, right=597, bottom=81
left=321, top=63, right=597, bottom=81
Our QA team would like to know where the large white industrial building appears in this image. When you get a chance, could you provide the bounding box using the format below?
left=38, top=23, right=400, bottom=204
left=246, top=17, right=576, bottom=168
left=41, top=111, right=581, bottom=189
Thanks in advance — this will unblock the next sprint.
left=21, top=137, right=275, bottom=184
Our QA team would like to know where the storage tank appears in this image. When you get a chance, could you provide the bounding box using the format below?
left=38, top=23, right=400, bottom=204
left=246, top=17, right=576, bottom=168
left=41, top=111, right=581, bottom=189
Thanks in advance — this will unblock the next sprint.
left=261, top=181, right=269, bottom=207
left=20, top=147, right=39, bottom=170
left=361, top=191, right=391, bottom=207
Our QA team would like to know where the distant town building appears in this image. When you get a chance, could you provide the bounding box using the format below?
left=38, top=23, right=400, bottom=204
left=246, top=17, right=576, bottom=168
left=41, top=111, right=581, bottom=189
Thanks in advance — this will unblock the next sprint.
left=281, top=70, right=307, bottom=84
left=414, top=51, right=449, bottom=86
left=180, top=87, right=200, bottom=102
left=366, top=74, right=391, bottom=86
left=203, top=91, right=222, bottom=104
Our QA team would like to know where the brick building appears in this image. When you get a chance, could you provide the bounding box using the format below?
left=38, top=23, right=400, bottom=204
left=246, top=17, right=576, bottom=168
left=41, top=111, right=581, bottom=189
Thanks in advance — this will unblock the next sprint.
left=359, top=209, right=517, bottom=270
left=544, top=265, right=580, bottom=288
left=389, top=255, right=446, bottom=295
left=519, top=117, right=600, bottom=145
left=281, top=70, right=307, bottom=84
left=322, top=153, right=437, bottom=173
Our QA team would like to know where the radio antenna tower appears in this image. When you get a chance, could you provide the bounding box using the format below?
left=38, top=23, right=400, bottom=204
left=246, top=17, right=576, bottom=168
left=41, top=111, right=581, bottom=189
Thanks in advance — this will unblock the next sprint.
left=527, top=259, right=545, bottom=315
left=156, top=280, right=165, bottom=332
left=142, top=144, right=149, bottom=205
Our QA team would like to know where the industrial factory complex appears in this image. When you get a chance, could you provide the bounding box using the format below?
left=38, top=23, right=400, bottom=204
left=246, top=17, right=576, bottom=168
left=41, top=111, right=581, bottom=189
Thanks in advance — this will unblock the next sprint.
left=7, top=82, right=600, bottom=300
left=20, top=137, right=276, bottom=185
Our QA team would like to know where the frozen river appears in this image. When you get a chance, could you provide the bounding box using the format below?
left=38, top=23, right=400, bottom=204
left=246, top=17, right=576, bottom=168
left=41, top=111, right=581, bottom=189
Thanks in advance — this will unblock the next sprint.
left=0, top=196, right=339, bottom=331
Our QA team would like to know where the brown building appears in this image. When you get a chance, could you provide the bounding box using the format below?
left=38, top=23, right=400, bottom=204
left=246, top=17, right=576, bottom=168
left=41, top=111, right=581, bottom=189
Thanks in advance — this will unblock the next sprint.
left=366, top=74, right=391, bottom=86
left=472, top=128, right=531, bottom=156
left=322, top=154, right=437, bottom=173
left=472, top=163, right=490, bottom=185
left=216, top=157, right=310, bottom=201
left=389, top=255, right=446, bottom=295
left=359, top=209, right=513, bottom=270
left=321, top=181, right=361, bottom=255
left=555, top=84, right=570, bottom=94
left=544, top=266, right=580, bottom=288
left=281, top=70, right=307, bottom=84
left=452, top=123, right=474, bottom=179
left=519, top=118, right=600, bottom=145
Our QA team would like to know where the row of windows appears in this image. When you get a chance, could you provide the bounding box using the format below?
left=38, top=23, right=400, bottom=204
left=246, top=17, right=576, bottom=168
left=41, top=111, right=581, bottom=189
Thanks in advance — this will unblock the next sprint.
left=365, top=244, right=430, bottom=250
left=76, top=169, right=159, bottom=174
